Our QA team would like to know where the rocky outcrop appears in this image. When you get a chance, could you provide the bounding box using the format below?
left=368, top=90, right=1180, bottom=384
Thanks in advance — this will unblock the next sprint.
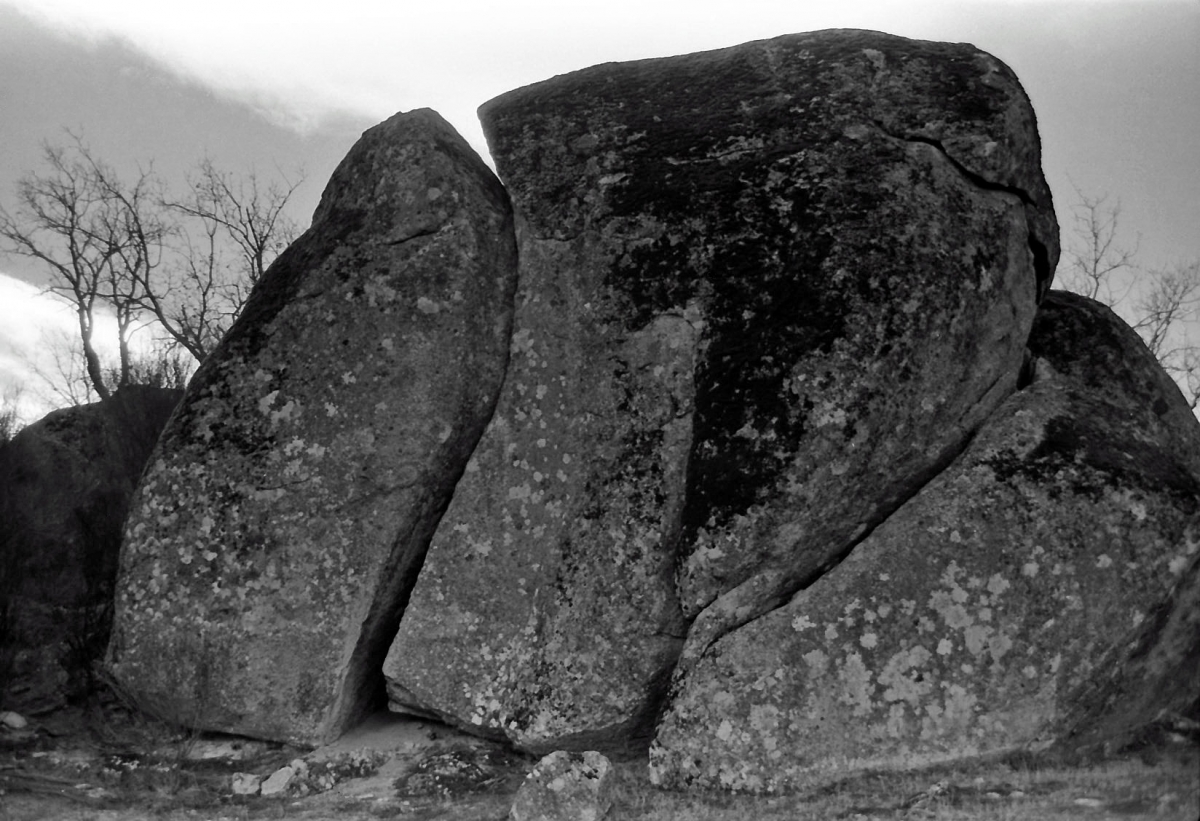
left=649, top=291, right=1200, bottom=792
left=91, top=29, right=1194, bottom=796
left=104, top=110, right=518, bottom=745
left=0, top=386, right=181, bottom=706
left=0, top=385, right=181, bottom=610
left=383, top=28, right=1057, bottom=753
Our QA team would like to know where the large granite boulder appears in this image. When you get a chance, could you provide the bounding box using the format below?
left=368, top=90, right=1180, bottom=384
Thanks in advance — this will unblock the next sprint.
left=650, top=292, right=1200, bottom=792
left=384, top=29, right=1057, bottom=753
left=104, top=110, right=518, bottom=745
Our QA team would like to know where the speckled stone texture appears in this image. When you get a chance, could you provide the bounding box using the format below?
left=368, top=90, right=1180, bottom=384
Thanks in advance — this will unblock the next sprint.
left=649, top=291, right=1200, bottom=793
left=1030, top=292, right=1200, bottom=755
left=384, top=28, right=1056, bottom=752
left=104, top=109, right=518, bottom=746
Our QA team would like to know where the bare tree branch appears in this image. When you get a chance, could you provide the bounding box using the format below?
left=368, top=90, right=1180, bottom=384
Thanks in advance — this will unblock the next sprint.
left=1057, top=183, right=1139, bottom=305
left=1059, top=186, right=1199, bottom=412
left=0, top=382, right=24, bottom=444
left=1, top=132, right=303, bottom=407
left=141, top=158, right=303, bottom=361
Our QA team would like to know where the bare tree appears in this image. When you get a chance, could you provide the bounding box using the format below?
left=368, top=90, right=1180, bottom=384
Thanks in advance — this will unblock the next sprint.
left=27, top=326, right=101, bottom=407
left=0, top=133, right=302, bottom=405
left=0, top=382, right=23, bottom=445
left=1058, top=185, right=1139, bottom=305
left=143, top=159, right=302, bottom=361
left=0, top=134, right=161, bottom=399
left=1059, top=187, right=1200, bottom=411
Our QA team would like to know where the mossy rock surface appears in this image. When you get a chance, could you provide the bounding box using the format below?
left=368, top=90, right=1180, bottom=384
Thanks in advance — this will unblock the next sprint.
left=386, top=28, right=1057, bottom=754
left=650, top=292, right=1200, bottom=793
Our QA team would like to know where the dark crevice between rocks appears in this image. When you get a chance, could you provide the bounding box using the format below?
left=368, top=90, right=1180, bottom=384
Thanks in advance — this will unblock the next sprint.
left=1026, top=230, right=1054, bottom=301
left=331, top=429, right=515, bottom=744
left=871, top=121, right=1035, bottom=206
left=330, top=482, right=479, bottom=743
left=684, top=377, right=999, bottom=668
left=329, top=225, right=522, bottom=746
left=1016, top=346, right=1037, bottom=390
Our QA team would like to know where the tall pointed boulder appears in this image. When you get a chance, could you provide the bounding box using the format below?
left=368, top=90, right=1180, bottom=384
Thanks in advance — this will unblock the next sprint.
left=105, top=110, right=517, bottom=745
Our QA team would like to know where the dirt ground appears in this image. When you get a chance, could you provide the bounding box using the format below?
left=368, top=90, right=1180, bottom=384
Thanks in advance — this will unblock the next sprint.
left=2, top=687, right=1198, bottom=821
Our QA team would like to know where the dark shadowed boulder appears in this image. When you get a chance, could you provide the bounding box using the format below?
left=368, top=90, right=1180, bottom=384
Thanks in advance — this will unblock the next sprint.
left=104, top=109, right=518, bottom=746
left=1030, top=291, right=1200, bottom=756
left=384, top=28, right=1057, bottom=754
left=0, top=386, right=181, bottom=705
left=0, top=386, right=182, bottom=609
left=650, top=291, right=1199, bottom=792
left=1027, top=290, right=1200, bottom=481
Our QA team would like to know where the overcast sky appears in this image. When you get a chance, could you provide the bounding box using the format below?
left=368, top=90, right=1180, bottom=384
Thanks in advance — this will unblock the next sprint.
left=1, top=0, right=1197, bottom=421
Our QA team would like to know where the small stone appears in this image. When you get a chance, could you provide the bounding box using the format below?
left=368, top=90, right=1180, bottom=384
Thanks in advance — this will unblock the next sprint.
left=230, top=772, right=262, bottom=795
left=509, top=751, right=615, bottom=821
left=0, top=711, right=28, bottom=730
left=259, top=765, right=296, bottom=796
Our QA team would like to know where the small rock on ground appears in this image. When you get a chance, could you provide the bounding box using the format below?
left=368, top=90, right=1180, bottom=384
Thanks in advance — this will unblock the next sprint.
left=1, top=711, right=29, bottom=730
left=509, top=750, right=615, bottom=821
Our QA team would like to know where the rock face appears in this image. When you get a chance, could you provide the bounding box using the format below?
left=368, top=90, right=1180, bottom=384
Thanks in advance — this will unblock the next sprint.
left=0, top=386, right=182, bottom=611
left=105, top=110, right=518, bottom=745
left=384, top=28, right=1057, bottom=752
left=649, top=291, right=1200, bottom=793
left=1029, top=292, right=1200, bottom=754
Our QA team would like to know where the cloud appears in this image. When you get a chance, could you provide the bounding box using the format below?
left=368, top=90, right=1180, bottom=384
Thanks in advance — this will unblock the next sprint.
left=0, top=0, right=1050, bottom=138
left=0, top=272, right=75, bottom=421
left=0, top=271, right=139, bottom=424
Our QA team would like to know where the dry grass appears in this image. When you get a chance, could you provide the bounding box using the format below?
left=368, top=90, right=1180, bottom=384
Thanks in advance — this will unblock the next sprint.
left=605, top=748, right=1200, bottom=821
left=2, top=700, right=1197, bottom=821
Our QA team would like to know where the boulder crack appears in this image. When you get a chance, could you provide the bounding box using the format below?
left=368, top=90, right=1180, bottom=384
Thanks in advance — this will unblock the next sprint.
left=873, top=120, right=1054, bottom=298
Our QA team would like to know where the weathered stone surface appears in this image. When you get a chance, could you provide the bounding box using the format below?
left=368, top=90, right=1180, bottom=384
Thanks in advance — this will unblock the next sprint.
left=384, top=28, right=1057, bottom=750
left=509, top=751, right=616, bottom=821
left=104, top=109, right=517, bottom=745
left=1027, top=291, right=1200, bottom=481
left=1051, top=548, right=1200, bottom=757
left=650, top=291, right=1200, bottom=793
left=1029, top=292, right=1200, bottom=754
